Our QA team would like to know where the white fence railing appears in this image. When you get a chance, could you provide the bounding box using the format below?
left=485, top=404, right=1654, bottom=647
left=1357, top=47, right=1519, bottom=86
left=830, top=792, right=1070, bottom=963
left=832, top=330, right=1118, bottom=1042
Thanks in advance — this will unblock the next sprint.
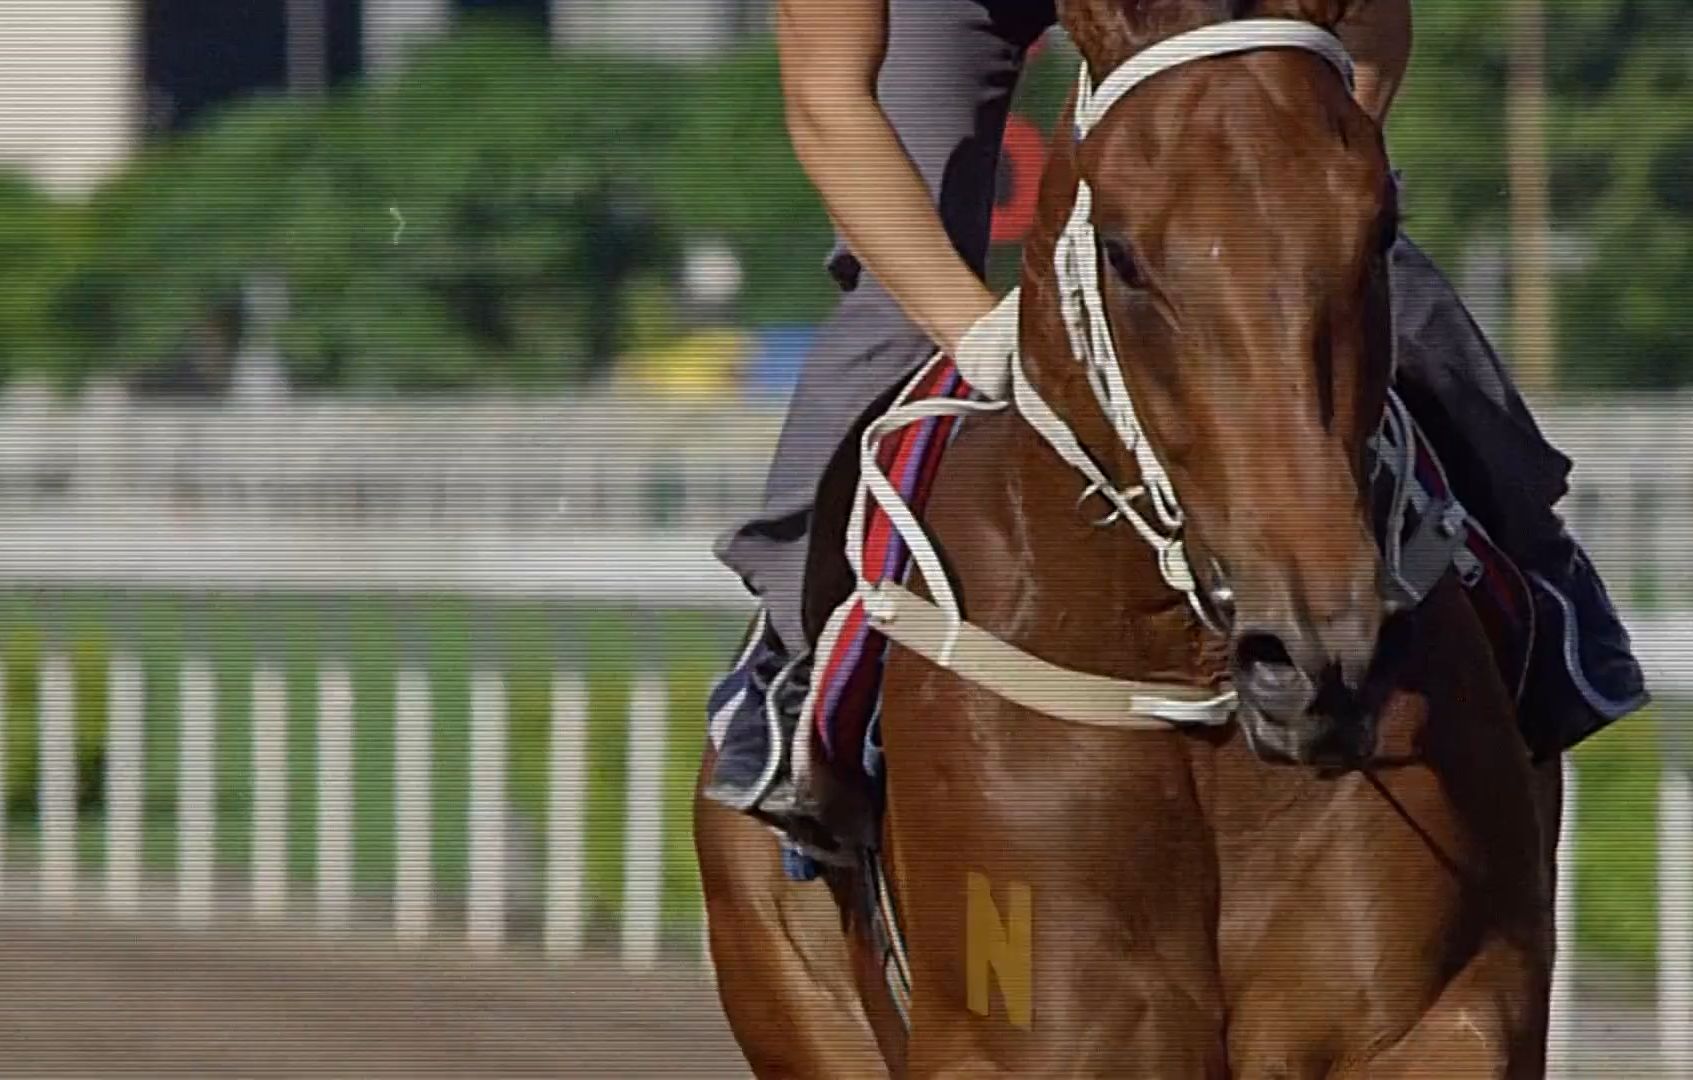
left=0, top=391, right=1691, bottom=613
left=0, top=388, right=1689, bottom=586
left=0, top=384, right=783, bottom=536
left=0, top=633, right=1686, bottom=1073
left=11, top=652, right=703, bottom=971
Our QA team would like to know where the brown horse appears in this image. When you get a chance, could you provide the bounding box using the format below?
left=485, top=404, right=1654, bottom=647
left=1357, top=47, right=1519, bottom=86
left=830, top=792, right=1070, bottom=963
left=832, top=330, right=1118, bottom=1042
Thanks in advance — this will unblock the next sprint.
left=696, top=2, right=1562, bottom=1076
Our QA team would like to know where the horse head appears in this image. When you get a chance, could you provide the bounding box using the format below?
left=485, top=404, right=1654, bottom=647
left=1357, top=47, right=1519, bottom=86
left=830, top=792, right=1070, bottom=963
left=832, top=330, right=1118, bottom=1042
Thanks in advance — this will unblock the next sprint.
left=1039, top=1, right=1402, bottom=766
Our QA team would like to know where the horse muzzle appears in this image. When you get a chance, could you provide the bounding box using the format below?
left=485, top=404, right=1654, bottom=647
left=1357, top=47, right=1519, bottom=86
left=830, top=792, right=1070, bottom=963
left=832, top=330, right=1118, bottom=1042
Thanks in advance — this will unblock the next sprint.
left=1233, top=660, right=1376, bottom=767
left=1228, top=603, right=1413, bottom=767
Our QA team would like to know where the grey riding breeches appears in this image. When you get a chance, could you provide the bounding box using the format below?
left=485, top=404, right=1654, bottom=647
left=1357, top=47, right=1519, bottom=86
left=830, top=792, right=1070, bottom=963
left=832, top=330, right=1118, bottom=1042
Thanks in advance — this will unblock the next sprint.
left=713, top=0, right=1056, bottom=654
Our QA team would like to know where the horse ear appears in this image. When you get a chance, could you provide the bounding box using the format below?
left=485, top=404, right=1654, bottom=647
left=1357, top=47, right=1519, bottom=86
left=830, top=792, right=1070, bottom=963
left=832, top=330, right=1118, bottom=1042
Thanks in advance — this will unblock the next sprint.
left=1252, top=0, right=1352, bottom=30
left=1055, top=0, right=1138, bottom=73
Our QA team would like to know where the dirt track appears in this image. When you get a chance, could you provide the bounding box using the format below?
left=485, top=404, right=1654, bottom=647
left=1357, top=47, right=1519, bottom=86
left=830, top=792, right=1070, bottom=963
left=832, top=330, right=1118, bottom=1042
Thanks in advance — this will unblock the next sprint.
left=0, top=913, right=747, bottom=1078
left=0, top=910, right=1670, bottom=1077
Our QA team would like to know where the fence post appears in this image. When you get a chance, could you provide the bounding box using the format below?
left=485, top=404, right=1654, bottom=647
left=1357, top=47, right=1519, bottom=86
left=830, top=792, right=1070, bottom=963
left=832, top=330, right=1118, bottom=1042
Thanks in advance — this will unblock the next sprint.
left=177, top=659, right=216, bottom=926
left=38, top=655, right=76, bottom=911
left=1547, top=757, right=1578, bottom=1079
left=466, top=670, right=508, bottom=952
left=621, top=675, right=667, bottom=971
left=1659, top=711, right=1693, bottom=1075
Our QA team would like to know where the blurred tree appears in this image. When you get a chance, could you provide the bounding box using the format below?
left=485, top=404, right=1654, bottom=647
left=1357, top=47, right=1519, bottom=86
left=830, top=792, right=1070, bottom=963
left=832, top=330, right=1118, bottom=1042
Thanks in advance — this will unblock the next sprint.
left=1389, top=0, right=1693, bottom=390
left=1546, top=0, right=1693, bottom=390
left=59, top=98, right=315, bottom=391
left=0, top=172, right=87, bottom=387
left=65, top=20, right=680, bottom=392
left=1383, top=5, right=1512, bottom=269
left=657, top=46, right=837, bottom=326
left=11, top=7, right=1689, bottom=393
left=277, top=28, right=681, bottom=389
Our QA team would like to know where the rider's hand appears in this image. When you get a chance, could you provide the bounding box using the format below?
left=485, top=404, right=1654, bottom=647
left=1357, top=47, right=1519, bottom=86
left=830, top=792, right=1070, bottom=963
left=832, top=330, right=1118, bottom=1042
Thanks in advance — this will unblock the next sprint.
left=953, top=290, right=1020, bottom=400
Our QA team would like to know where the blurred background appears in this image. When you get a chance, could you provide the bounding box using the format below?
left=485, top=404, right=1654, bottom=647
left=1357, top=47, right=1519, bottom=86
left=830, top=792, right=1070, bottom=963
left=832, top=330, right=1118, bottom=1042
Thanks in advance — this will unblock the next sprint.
left=0, top=0, right=1687, bottom=1075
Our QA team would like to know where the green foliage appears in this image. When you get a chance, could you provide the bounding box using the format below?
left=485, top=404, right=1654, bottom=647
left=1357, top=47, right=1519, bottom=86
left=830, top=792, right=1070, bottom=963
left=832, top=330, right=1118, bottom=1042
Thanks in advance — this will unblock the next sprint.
left=1383, top=6, right=1512, bottom=267
left=64, top=99, right=323, bottom=388
left=66, top=22, right=683, bottom=391
left=1, top=9, right=1688, bottom=391
left=1547, top=0, right=1693, bottom=390
left=657, top=46, right=835, bottom=325
left=1389, top=0, right=1693, bottom=390
left=0, top=172, right=88, bottom=386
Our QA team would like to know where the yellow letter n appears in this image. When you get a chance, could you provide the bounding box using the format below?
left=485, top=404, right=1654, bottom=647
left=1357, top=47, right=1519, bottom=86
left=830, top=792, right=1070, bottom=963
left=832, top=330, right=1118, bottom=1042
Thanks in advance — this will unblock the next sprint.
left=965, top=870, right=1032, bottom=1030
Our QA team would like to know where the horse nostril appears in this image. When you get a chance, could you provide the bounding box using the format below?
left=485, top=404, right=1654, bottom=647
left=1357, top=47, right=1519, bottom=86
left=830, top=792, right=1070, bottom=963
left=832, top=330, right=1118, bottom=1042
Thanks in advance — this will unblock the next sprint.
left=1233, top=632, right=1308, bottom=695
left=1235, top=632, right=1294, bottom=672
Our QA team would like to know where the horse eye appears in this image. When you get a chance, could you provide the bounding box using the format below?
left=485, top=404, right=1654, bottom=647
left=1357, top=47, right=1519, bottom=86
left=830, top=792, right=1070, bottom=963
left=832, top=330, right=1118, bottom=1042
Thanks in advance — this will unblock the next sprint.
left=1378, top=214, right=1401, bottom=256
left=1100, top=235, right=1145, bottom=290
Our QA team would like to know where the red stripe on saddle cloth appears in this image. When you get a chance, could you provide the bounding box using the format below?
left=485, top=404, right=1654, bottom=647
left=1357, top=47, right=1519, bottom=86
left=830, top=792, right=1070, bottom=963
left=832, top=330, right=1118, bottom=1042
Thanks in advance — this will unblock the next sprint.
left=814, top=359, right=971, bottom=769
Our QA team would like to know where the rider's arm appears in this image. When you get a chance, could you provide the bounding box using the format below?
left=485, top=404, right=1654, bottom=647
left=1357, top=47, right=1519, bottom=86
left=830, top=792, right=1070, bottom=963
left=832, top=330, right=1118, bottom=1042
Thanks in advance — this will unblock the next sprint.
left=1337, top=0, right=1412, bottom=124
left=776, top=0, right=996, bottom=356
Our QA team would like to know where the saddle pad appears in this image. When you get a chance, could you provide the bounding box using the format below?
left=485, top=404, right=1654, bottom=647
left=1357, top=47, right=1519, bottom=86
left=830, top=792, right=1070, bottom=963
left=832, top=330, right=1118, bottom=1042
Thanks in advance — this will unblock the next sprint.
left=811, top=358, right=973, bottom=778
left=805, top=357, right=1534, bottom=807
left=1390, top=418, right=1535, bottom=704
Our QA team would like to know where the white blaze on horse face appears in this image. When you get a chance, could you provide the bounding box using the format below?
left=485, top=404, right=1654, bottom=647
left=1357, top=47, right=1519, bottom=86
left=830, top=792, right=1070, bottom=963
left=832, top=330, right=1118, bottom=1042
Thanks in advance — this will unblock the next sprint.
left=1209, top=241, right=1222, bottom=260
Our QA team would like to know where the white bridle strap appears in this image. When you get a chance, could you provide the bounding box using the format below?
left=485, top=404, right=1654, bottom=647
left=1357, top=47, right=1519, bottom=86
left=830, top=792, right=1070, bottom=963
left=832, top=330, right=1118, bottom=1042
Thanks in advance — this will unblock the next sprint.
left=867, top=582, right=1237, bottom=730
left=829, top=354, right=1241, bottom=733
left=800, top=22, right=1362, bottom=740
left=1050, top=20, right=1356, bottom=606
left=1074, top=19, right=1354, bottom=135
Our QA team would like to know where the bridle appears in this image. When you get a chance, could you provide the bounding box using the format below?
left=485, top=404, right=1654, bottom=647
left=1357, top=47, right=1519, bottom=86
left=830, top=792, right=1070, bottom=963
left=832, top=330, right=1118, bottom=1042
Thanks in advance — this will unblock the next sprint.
left=807, top=19, right=1454, bottom=751
left=850, top=19, right=1360, bottom=684
left=1030, top=19, right=1356, bottom=620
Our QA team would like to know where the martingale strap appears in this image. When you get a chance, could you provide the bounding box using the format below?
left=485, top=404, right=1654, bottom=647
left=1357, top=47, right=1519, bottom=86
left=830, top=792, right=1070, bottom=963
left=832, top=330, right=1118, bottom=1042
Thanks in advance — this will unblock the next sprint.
left=864, top=582, right=1237, bottom=730
left=816, top=351, right=1237, bottom=739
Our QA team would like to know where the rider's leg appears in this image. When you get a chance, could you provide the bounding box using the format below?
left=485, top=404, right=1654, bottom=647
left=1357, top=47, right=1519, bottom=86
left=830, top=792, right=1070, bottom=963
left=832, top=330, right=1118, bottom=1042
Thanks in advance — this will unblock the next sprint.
left=1388, top=236, right=1649, bottom=759
left=705, top=0, right=1056, bottom=820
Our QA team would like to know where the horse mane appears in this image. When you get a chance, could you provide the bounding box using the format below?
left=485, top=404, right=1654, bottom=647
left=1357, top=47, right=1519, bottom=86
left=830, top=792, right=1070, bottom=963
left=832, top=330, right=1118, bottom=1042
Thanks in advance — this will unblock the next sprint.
left=1059, top=0, right=1353, bottom=73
